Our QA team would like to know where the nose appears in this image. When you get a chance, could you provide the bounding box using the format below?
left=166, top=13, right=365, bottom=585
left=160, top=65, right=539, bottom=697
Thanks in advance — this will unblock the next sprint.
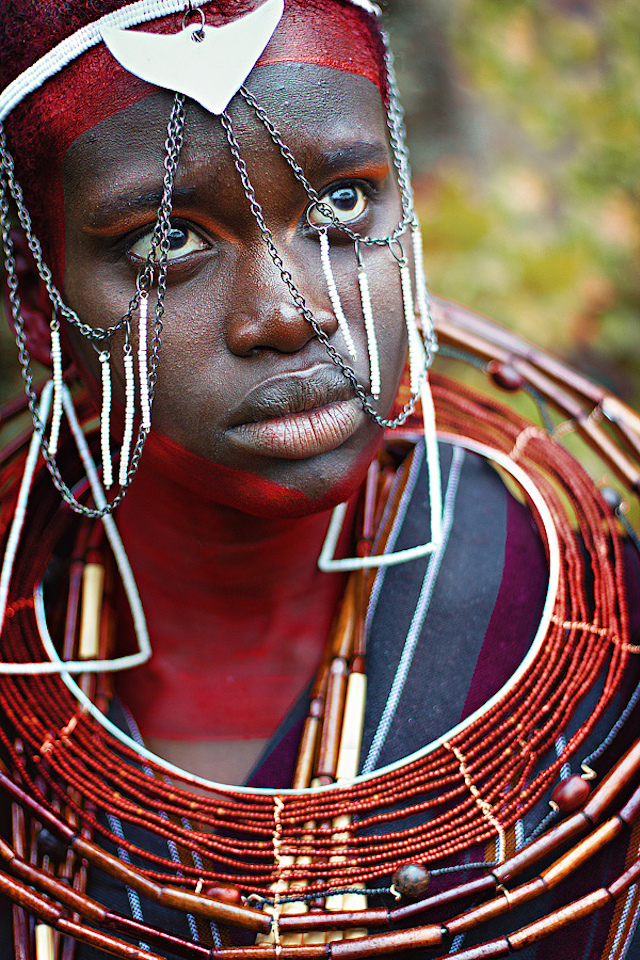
left=224, top=244, right=338, bottom=357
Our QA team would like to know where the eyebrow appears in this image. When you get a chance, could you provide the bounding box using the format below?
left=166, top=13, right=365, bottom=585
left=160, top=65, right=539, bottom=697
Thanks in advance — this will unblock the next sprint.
left=85, top=140, right=391, bottom=232
left=87, top=184, right=200, bottom=231
left=303, top=141, right=391, bottom=182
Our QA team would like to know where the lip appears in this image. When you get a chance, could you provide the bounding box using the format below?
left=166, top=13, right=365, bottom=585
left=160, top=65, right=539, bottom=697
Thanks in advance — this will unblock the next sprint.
left=225, top=365, right=366, bottom=459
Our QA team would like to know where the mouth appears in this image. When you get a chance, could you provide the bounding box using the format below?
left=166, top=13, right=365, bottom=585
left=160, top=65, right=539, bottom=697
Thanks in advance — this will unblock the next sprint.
left=225, top=365, right=367, bottom=459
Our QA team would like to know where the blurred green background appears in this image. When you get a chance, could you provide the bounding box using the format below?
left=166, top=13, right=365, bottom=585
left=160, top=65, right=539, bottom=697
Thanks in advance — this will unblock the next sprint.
left=1, top=0, right=638, bottom=407
left=386, top=0, right=639, bottom=406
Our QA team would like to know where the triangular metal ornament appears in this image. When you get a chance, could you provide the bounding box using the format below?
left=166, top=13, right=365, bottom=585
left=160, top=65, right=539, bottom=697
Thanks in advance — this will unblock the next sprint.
left=101, top=0, right=285, bottom=115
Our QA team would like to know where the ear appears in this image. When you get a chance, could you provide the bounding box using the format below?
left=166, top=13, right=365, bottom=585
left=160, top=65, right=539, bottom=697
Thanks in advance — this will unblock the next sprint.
left=2, top=226, right=54, bottom=368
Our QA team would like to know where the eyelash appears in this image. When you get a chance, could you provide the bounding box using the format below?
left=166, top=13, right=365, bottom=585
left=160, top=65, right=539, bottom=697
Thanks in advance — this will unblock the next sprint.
left=119, top=177, right=378, bottom=267
left=125, top=221, right=210, bottom=264
left=306, top=179, right=378, bottom=234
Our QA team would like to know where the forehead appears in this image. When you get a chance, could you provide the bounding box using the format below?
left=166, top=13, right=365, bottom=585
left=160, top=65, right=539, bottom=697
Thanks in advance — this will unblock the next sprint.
left=61, top=63, right=390, bottom=195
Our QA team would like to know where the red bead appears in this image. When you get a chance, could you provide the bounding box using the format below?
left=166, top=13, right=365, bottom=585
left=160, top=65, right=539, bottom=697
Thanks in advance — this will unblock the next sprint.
left=488, top=361, right=525, bottom=392
left=203, top=885, right=243, bottom=905
left=551, top=775, right=591, bottom=813
left=392, top=863, right=431, bottom=899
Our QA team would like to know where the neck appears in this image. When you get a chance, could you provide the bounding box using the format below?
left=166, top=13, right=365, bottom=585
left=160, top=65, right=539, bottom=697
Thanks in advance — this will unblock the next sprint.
left=114, top=432, right=354, bottom=742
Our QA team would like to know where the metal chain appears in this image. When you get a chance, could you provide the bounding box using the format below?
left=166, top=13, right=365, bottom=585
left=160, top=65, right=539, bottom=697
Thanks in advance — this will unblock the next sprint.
left=0, top=124, right=138, bottom=343
left=0, top=94, right=186, bottom=518
left=219, top=109, right=429, bottom=430
left=238, top=85, right=413, bottom=247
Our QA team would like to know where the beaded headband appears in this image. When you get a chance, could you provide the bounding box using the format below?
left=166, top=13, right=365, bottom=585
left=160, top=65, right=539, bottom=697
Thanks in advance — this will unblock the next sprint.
left=0, top=0, right=380, bottom=122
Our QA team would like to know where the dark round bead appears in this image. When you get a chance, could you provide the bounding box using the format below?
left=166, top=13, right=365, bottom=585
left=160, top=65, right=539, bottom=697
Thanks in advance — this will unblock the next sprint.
left=392, top=863, right=431, bottom=900
left=487, top=361, right=525, bottom=392
left=600, top=487, right=623, bottom=511
left=203, top=884, right=242, bottom=905
left=36, top=827, right=68, bottom=863
left=551, top=775, right=591, bottom=814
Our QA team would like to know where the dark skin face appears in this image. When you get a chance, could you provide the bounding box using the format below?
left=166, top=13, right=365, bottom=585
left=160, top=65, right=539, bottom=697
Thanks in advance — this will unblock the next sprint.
left=61, top=63, right=409, bottom=513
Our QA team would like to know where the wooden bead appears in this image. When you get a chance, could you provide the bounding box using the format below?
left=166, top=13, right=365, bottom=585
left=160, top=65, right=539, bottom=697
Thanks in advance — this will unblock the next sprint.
left=551, top=776, right=591, bottom=814
left=203, top=885, right=243, bottom=906
left=392, top=863, right=431, bottom=900
left=487, top=361, right=525, bottom=392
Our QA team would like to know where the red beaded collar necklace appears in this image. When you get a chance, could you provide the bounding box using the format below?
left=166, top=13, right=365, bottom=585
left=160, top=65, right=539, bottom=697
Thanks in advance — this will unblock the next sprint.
left=0, top=301, right=639, bottom=958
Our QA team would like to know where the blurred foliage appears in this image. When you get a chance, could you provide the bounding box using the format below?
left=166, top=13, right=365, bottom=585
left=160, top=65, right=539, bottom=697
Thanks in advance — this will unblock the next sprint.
left=392, top=0, right=640, bottom=405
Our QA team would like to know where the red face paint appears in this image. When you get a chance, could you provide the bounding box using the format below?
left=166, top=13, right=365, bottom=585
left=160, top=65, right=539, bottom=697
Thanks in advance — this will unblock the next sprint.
left=114, top=428, right=360, bottom=739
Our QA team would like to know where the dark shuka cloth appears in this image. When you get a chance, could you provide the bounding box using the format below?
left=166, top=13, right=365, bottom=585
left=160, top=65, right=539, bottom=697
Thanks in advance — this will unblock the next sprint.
left=2, top=442, right=638, bottom=959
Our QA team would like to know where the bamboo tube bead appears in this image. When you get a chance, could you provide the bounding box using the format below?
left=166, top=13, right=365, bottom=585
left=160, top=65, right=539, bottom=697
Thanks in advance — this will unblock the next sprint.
left=35, top=925, right=54, bottom=960
left=583, top=739, right=640, bottom=822
left=158, top=886, right=270, bottom=932
left=540, top=817, right=622, bottom=888
left=209, top=948, right=329, bottom=959
left=78, top=562, right=104, bottom=660
left=335, top=670, right=367, bottom=784
left=103, top=914, right=211, bottom=959
left=316, top=658, right=348, bottom=780
left=55, top=915, right=167, bottom=960
left=390, top=875, right=495, bottom=922
left=444, top=878, right=547, bottom=937
left=492, top=813, right=589, bottom=883
left=507, top=888, right=612, bottom=951
left=608, top=856, right=640, bottom=899
left=9, top=858, right=106, bottom=925
left=11, top=902, right=29, bottom=960
left=618, top=782, right=640, bottom=826
left=446, top=943, right=511, bottom=960
left=0, top=871, right=62, bottom=926
left=279, top=910, right=388, bottom=933
left=293, top=698, right=324, bottom=790
left=329, top=924, right=445, bottom=957
left=71, top=836, right=161, bottom=901
left=0, top=771, right=76, bottom=843
left=333, top=577, right=357, bottom=662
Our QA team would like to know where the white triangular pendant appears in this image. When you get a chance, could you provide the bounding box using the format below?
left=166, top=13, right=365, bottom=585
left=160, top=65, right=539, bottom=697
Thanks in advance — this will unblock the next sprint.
left=101, top=0, right=284, bottom=115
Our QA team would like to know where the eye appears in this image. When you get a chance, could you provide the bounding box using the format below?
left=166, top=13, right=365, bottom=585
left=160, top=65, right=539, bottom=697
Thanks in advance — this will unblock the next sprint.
left=129, top=224, right=209, bottom=262
left=308, top=184, right=369, bottom=227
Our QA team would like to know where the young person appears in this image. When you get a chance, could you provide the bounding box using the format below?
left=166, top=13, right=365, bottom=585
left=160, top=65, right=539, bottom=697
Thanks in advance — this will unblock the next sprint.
left=0, top=2, right=639, bottom=958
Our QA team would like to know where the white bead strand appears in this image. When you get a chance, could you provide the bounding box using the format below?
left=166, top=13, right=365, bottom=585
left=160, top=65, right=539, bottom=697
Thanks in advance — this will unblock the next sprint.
left=411, top=222, right=434, bottom=343
left=319, top=229, right=358, bottom=362
left=48, top=320, right=64, bottom=456
left=356, top=253, right=381, bottom=400
left=119, top=346, right=136, bottom=487
left=99, top=351, right=113, bottom=489
left=399, top=259, right=424, bottom=395
left=138, top=292, right=152, bottom=432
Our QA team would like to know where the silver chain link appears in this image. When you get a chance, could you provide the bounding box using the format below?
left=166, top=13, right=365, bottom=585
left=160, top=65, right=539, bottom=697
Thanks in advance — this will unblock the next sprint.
left=0, top=18, right=435, bottom=508
left=219, top=108, right=429, bottom=430
left=0, top=93, right=186, bottom=517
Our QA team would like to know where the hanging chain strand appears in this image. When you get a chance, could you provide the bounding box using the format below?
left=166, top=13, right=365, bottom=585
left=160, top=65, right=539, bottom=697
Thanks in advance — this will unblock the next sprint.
left=0, top=93, right=186, bottom=517
left=219, top=109, right=430, bottom=431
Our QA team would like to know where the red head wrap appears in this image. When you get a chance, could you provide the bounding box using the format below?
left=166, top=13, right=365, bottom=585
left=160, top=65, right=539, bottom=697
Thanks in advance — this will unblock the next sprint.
left=1, top=1, right=388, bottom=267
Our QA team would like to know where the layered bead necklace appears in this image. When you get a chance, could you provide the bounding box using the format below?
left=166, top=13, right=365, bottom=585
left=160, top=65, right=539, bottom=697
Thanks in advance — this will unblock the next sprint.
left=0, top=303, right=639, bottom=959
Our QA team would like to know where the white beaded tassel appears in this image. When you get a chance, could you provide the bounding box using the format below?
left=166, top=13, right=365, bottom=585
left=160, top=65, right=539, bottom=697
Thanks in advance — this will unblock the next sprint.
left=399, top=257, right=424, bottom=395
left=356, top=254, right=381, bottom=399
left=48, top=320, right=64, bottom=456
left=138, top=292, right=152, bottom=432
left=118, top=346, right=136, bottom=487
left=411, top=222, right=433, bottom=342
left=98, top=350, right=113, bottom=489
left=319, top=230, right=358, bottom=361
